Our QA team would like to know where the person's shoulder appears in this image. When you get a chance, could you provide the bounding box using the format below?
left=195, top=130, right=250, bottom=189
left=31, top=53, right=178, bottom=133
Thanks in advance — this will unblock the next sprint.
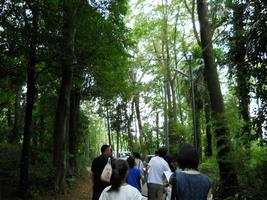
left=199, top=173, right=211, bottom=182
left=150, top=156, right=159, bottom=162
left=176, top=171, right=186, bottom=178
left=199, top=173, right=209, bottom=179
left=92, top=155, right=102, bottom=163
left=104, top=185, right=112, bottom=191
left=133, top=167, right=141, bottom=172
left=124, top=184, right=140, bottom=193
left=99, top=186, right=111, bottom=199
left=160, top=156, right=169, bottom=165
left=126, top=185, right=144, bottom=199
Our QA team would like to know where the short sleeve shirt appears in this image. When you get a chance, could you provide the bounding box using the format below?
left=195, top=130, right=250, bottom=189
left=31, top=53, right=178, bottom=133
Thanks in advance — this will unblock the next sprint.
left=147, top=156, right=171, bottom=185
left=99, top=184, right=145, bottom=200
left=127, top=167, right=142, bottom=191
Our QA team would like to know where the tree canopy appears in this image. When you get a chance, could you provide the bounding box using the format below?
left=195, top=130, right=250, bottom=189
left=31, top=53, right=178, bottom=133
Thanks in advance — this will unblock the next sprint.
left=0, top=0, right=266, bottom=199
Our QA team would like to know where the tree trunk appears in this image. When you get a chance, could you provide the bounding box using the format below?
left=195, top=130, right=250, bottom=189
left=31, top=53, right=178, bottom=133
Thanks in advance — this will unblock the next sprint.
left=69, top=89, right=80, bottom=175
left=204, top=100, right=212, bottom=157
left=125, top=100, right=134, bottom=152
left=173, top=14, right=184, bottom=126
left=171, top=80, right=178, bottom=124
left=116, top=129, right=120, bottom=157
left=176, top=80, right=184, bottom=125
left=106, top=105, right=112, bottom=145
left=197, top=0, right=239, bottom=197
left=53, top=0, right=76, bottom=193
left=11, top=86, right=21, bottom=144
left=156, top=112, right=160, bottom=149
left=133, top=92, right=146, bottom=156
left=232, top=2, right=251, bottom=144
left=163, top=81, right=169, bottom=149
left=163, top=22, right=173, bottom=152
left=195, top=92, right=202, bottom=161
left=19, top=2, right=38, bottom=197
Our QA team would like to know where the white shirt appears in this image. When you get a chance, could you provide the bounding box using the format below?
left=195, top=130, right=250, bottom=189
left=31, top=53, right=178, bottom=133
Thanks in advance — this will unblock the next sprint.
left=147, top=156, right=171, bottom=185
left=99, top=184, right=146, bottom=200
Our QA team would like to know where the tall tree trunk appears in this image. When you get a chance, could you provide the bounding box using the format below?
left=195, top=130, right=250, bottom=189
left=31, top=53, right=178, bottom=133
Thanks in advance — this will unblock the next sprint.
left=163, top=80, right=169, bottom=149
left=106, top=105, right=112, bottom=145
left=176, top=80, right=184, bottom=125
left=232, top=2, right=251, bottom=144
left=171, top=80, right=178, bottom=124
left=11, top=86, right=22, bottom=144
left=204, top=99, right=212, bottom=157
left=69, top=89, right=80, bottom=175
left=156, top=112, right=160, bottom=149
left=116, top=129, right=120, bottom=157
left=125, top=100, right=134, bottom=152
left=195, top=92, right=202, bottom=161
left=197, top=0, right=239, bottom=197
left=53, top=0, right=76, bottom=193
left=133, top=93, right=146, bottom=156
left=19, top=2, right=38, bottom=197
left=173, top=13, right=184, bottom=126
left=163, top=21, right=173, bottom=152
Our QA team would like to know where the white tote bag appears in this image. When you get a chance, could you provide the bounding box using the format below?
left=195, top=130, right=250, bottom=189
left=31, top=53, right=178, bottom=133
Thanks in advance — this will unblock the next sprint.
left=100, top=157, right=112, bottom=183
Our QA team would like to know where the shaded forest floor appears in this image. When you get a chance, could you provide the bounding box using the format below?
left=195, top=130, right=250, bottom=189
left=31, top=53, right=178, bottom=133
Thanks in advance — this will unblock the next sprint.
left=0, top=144, right=92, bottom=200
left=37, top=167, right=92, bottom=200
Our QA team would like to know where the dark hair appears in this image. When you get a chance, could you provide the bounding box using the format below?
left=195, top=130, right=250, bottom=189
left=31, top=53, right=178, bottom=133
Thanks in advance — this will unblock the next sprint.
left=156, top=146, right=168, bottom=158
left=127, top=156, right=135, bottom=168
left=177, top=144, right=199, bottom=170
left=108, top=159, right=129, bottom=192
left=132, top=152, right=141, bottom=159
left=101, top=144, right=110, bottom=154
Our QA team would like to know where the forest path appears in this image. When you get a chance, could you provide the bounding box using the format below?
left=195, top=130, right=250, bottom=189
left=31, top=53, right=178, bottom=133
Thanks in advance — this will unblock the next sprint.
left=38, top=167, right=92, bottom=200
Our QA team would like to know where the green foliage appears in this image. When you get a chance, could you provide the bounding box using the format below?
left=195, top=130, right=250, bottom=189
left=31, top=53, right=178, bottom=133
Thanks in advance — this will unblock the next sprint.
left=199, top=157, right=219, bottom=193
left=80, top=101, right=107, bottom=162
left=0, top=0, right=266, bottom=198
left=169, top=123, right=191, bottom=156
left=224, top=94, right=243, bottom=138
left=143, top=122, right=163, bottom=154
left=227, top=140, right=267, bottom=199
left=29, top=149, right=55, bottom=195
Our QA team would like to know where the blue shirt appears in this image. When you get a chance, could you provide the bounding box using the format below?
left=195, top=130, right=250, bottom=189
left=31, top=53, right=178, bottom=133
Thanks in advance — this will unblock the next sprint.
left=127, top=167, right=142, bottom=191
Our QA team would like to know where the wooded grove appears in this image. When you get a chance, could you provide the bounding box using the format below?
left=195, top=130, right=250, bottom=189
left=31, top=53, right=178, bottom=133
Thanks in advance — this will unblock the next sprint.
left=0, top=0, right=266, bottom=199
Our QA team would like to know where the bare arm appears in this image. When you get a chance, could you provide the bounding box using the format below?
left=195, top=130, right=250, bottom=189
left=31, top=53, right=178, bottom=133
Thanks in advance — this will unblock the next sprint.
left=207, top=188, right=213, bottom=200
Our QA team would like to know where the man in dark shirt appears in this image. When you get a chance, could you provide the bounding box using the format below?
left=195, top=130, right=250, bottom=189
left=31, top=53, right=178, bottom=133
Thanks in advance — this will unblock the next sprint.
left=91, top=144, right=113, bottom=200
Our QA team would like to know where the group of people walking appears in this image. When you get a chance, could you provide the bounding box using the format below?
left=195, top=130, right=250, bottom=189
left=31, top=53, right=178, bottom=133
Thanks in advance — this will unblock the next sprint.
left=91, top=144, right=213, bottom=200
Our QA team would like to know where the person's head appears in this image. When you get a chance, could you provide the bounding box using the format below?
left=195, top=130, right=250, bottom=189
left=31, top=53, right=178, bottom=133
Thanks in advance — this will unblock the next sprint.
left=101, top=144, right=112, bottom=157
left=127, top=156, right=136, bottom=168
left=176, top=144, right=199, bottom=170
left=108, top=159, right=129, bottom=192
left=132, top=152, right=141, bottom=159
left=156, top=146, right=168, bottom=158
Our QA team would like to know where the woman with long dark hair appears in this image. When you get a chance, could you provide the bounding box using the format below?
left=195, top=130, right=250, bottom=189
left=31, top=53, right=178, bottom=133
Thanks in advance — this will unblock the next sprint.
left=99, top=159, right=145, bottom=200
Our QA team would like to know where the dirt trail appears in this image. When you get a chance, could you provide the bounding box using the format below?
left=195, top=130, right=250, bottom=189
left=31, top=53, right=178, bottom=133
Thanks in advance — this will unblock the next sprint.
left=38, top=167, right=92, bottom=200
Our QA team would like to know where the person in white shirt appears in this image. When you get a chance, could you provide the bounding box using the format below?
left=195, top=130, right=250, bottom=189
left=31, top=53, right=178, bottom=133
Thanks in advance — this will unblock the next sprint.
left=146, top=147, right=171, bottom=200
left=99, top=159, right=146, bottom=200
